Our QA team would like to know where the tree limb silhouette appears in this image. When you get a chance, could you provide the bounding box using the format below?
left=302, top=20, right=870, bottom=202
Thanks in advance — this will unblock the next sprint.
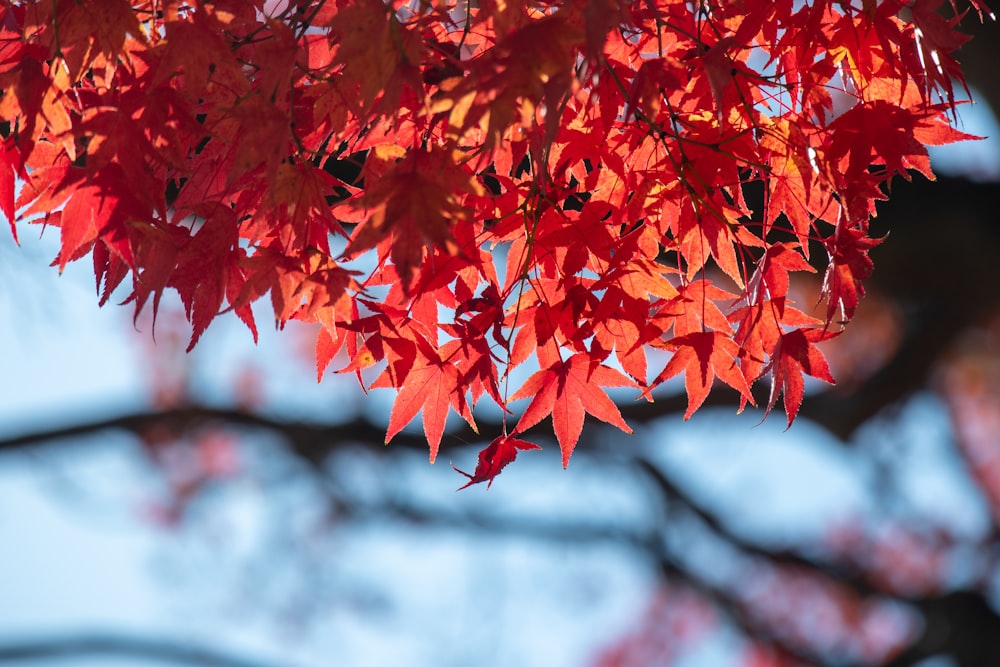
left=0, top=633, right=292, bottom=667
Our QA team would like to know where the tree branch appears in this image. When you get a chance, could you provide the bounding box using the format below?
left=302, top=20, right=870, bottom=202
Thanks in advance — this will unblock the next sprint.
left=0, top=633, right=294, bottom=667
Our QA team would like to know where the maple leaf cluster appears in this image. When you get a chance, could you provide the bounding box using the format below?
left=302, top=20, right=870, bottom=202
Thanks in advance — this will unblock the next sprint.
left=0, top=0, right=989, bottom=486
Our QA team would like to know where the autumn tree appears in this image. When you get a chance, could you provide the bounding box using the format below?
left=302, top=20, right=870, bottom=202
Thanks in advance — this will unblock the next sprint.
left=0, top=0, right=992, bottom=489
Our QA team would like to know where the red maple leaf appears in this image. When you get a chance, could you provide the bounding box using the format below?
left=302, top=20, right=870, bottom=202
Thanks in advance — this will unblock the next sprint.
left=0, top=137, right=20, bottom=240
left=647, top=331, right=755, bottom=419
left=511, top=353, right=634, bottom=466
left=372, top=337, right=477, bottom=463
left=822, top=224, right=884, bottom=323
left=343, top=146, right=483, bottom=290
left=746, top=242, right=816, bottom=304
left=453, top=434, right=542, bottom=489
left=327, top=0, right=425, bottom=114
left=765, top=328, right=837, bottom=426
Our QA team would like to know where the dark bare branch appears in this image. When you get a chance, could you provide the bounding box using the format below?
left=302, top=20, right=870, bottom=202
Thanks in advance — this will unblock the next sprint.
left=0, top=633, right=292, bottom=667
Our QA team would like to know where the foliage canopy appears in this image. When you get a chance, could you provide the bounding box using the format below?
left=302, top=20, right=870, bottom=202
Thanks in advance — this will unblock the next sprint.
left=0, top=0, right=990, bottom=485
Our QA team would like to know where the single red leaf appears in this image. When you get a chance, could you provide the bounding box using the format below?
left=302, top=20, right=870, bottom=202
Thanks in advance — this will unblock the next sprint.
left=822, top=224, right=884, bottom=323
left=0, top=138, right=18, bottom=240
left=655, top=279, right=736, bottom=339
left=328, top=0, right=425, bottom=113
left=343, top=146, right=483, bottom=290
left=453, top=434, right=542, bottom=489
left=760, top=118, right=825, bottom=251
left=764, top=327, right=837, bottom=426
left=746, top=242, right=816, bottom=303
left=376, top=344, right=477, bottom=463
left=729, top=298, right=823, bottom=404
left=511, top=353, right=634, bottom=467
left=826, top=101, right=935, bottom=186
left=315, top=326, right=345, bottom=383
left=646, top=331, right=754, bottom=419
left=169, top=204, right=239, bottom=351
left=701, top=36, right=738, bottom=125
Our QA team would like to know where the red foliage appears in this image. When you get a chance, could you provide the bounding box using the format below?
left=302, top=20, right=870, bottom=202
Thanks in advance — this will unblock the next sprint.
left=453, top=433, right=542, bottom=489
left=0, top=0, right=988, bottom=485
